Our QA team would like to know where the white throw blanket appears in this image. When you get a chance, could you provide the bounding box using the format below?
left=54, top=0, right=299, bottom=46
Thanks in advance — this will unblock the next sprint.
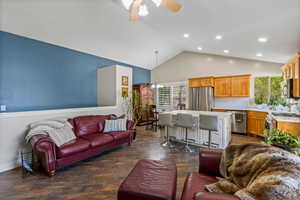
left=25, top=118, right=76, bottom=147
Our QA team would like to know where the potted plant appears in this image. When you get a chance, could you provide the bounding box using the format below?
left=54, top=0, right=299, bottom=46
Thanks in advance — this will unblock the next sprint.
left=122, top=90, right=145, bottom=129
left=264, top=128, right=300, bottom=156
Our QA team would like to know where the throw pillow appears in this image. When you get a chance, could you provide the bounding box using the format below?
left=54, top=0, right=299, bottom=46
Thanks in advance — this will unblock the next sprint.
left=103, top=119, right=127, bottom=132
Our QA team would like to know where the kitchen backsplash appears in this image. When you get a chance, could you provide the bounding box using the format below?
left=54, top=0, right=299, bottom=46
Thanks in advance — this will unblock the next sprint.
left=213, top=98, right=250, bottom=110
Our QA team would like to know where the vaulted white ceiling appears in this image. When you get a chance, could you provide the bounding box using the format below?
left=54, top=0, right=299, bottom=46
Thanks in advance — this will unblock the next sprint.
left=1, top=0, right=300, bottom=69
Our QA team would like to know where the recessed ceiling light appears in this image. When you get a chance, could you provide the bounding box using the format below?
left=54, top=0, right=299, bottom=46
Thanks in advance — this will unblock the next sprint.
left=258, top=37, right=268, bottom=43
left=256, top=53, right=263, bottom=57
left=224, top=50, right=229, bottom=54
left=197, top=46, right=203, bottom=51
left=216, top=35, right=223, bottom=40
left=183, top=33, right=190, bottom=38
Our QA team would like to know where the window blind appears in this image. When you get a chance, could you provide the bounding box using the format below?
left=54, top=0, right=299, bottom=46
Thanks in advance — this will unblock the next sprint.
left=158, top=87, right=171, bottom=106
left=157, top=84, right=187, bottom=109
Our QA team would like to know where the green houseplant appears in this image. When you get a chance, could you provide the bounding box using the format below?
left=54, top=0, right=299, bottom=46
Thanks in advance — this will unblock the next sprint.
left=122, top=90, right=145, bottom=128
left=264, top=128, right=300, bottom=156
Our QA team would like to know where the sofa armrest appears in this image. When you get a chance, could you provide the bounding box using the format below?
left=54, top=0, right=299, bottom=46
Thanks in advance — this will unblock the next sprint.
left=194, top=192, right=240, bottom=200
left=199, top=149, right=223, bottom=177
left=126, top=120, right=135, bottom=130
left=30, top=135, right=56, bottom=176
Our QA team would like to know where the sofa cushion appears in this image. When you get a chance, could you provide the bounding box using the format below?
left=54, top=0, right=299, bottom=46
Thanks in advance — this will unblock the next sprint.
left=73, top=115, right=109, bottom=137
left=103, top=119, right=127, bottom=132
left=181, top=172, right=218, bottom=200
left=81, top=133, right=114, bottom=148
left=56, top=138, right=90, bottom=158
left=106, top=130, right=131, bottom=141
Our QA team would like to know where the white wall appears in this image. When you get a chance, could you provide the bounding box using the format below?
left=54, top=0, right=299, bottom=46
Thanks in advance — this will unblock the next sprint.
left=0, top=106, right=127, bottom=173
left=0, top=64, right=134, bottom=173
left=97, top=67, right=117, bottom=106
left=152, top=51, right=282, bottom=83
left=116, top=65, right=133, bottom=109
left=0, top=0, right=178, bottom=69
left=151, top=51, right=282, bottom=109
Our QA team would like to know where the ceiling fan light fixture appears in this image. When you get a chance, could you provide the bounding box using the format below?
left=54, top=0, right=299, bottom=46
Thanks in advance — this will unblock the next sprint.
left=139, top=4, right=149, bottom=16
left=122, top=0, right=133, bottom=10
left=152, top=0, right=162, bottom=7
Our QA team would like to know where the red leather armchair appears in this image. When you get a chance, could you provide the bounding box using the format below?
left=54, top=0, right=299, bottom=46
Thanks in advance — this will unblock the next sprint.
left=30, top=115, right=135, bottom=177
left=181, top=149, right=240, bottom=200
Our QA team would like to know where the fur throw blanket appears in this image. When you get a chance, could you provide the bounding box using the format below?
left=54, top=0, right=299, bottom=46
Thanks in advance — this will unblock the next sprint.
left=205, top=143, right=300, bottom=200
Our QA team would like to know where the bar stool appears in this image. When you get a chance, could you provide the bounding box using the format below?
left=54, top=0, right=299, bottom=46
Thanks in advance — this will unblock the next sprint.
left=199, top=115, right=218, bottom=149
left=158, top=113, right=176, bottom=148
left=176, top=113, right=197, bottom=153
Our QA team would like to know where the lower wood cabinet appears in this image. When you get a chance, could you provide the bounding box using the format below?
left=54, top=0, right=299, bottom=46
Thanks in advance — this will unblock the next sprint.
left=276, top=121, right=300, bottom=136
left=212, top=109, right=228, bottom=112
left=247, top=111, right=268, bottom=136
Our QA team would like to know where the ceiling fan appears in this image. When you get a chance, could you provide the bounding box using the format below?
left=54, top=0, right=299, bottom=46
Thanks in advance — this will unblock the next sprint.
left=122, top=0, right=182, bottom=21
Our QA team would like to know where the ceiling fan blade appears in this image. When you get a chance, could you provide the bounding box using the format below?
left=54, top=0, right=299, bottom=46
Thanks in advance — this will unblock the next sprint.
left=129, top=0, right=142, bottom=21
left=161, top=0, right=182, bottom=12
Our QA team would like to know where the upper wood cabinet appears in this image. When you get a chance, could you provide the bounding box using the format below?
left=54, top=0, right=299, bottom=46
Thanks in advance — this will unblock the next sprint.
left=282, top=53, right=300, bottom=98
left=214, top=75, right=251, bottom=98
left=282, top=53, right=300, bottom=80
left=188, top=74, right=251, bottom=98
left=231, top=75, right=251, bottom=97
left=214, top=77, right=232, bottom=97
left=189, top=77, right=214, bottom=88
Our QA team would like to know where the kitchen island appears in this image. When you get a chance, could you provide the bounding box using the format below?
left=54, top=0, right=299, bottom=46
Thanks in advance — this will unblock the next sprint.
left=162, top=110, right=232, bottom=149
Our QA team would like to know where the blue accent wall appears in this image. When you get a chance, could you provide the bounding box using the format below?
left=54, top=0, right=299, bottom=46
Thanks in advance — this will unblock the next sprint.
left=0, top=31, right=151, bottom=112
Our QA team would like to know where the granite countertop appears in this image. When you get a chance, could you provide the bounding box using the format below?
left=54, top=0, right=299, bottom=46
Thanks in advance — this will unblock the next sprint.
left=213, top=107, right=300, bottom=123
left=272, top=116, right=300, bottom=123
left=213, top=107, right=272, bottom=113
left=163, top=110, right=232, bottom=117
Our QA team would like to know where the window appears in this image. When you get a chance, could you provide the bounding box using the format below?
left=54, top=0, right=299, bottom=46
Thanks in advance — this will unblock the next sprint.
left=158, top=86, right=171, bottom=106
left=157, top=82, right=187, bottom=110
left=254, top=76, right=284, bottom=105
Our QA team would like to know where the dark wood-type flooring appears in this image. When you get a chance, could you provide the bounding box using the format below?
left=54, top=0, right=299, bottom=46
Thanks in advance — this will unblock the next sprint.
left=0, top=127, right=262, bottom=200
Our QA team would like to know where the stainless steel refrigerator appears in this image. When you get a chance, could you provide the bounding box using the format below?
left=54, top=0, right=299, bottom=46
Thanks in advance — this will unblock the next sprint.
left=189, top=87, right=213, bottom=111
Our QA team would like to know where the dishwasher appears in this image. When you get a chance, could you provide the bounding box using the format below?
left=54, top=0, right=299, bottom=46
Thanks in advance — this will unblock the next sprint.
left=229, top=111, right=247, bottom=134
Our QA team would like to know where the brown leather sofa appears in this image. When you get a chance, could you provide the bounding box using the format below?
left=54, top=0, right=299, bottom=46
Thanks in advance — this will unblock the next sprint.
left=30, top=115, right=135, bottom=176
left=181, top=149, right=240, bottom=200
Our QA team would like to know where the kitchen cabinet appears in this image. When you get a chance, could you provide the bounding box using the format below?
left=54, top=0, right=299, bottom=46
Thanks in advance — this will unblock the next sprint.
left=276, top=121, right=300, bottom=136
left=212, top=109, right=228, bottom=112
left=282, top=53, right=300, bottom=98
left=214, top=75, right=250, bottom=97
left=247, top=111, right=268, bottom=136
left=188, top=74, right=251, bottom=97
left=293, top=78, right=300, bottom=98
left=231, top=75, right=250, bottom=97
left=189, top=77, right=214, bottom=87
left=214, top=77, right=232, bottom=97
